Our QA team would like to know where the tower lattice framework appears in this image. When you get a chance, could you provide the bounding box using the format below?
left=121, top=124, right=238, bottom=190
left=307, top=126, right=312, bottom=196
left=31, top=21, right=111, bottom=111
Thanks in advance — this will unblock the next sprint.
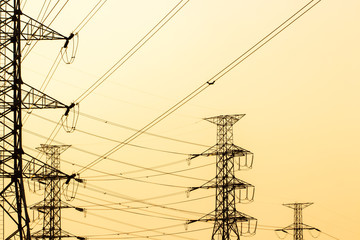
left=187, top=114, right=257, bottom=240
left=276, top=202, right=320, bottom=240
left=0, top=1, right=74, bottom=239
left=31, top=145, right=84, bottom=240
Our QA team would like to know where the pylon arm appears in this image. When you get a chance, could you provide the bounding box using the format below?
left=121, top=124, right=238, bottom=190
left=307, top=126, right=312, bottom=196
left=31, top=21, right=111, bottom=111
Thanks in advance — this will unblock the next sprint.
left=188, top=177, right=216, bottom=193
left=21, top=83, right=68, bottom=109
left=30, top=200, right=85, bottom=211
left=187, top=211, right=256, bottom=224
left=32, top=229, right=86, bottom=239
left=19, top=13, right=67, bottom=41
left=279, top=223, right=320, bottom=231
left=187, top=144, right=218, bottom=164
left=22, top=153, right=83, bottom=184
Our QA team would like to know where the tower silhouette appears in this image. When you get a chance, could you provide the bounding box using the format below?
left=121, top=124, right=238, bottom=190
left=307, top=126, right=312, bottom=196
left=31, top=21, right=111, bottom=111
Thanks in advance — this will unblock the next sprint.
left=187, top=114, right=256, bottom=239
left=276, top=202, right=320, bottom=240
left=0, top=1, right=75, bottom=238
left=31, top=145, right=84, bottom=240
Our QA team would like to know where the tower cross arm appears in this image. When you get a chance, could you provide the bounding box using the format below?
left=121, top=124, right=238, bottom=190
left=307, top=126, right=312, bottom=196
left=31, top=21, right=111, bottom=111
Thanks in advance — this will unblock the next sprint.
left=22, top=153, right=84, bottom=184
left=278, top=223, right=320, bottom=231
left=19, top=13, right=68, bottom=41
left=21, top=83, right=71, bottom=110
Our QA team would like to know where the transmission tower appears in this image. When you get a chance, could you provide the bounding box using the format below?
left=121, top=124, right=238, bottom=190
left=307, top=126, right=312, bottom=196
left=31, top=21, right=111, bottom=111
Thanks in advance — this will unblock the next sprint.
left=30, top=145, right=84, bottom=240
left=275, top=202, right=320, bottom=240
left=0, top=1, right=75, bottom=239
left=187, top=114, right=257, bottom=240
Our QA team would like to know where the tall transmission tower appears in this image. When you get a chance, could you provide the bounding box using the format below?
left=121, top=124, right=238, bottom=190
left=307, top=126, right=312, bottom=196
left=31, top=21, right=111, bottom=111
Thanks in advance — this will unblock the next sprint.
left=187, top=114, right=257, bottom=240
left=0, top=1, right=75, bottom=239
left=275, top=202, right=320, bottom=240
left=31, top=145, right=84, bottom=240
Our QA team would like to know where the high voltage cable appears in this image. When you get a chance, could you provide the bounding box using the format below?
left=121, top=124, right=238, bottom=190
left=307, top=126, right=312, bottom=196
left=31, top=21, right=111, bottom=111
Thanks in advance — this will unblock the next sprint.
left=81, top=223, right=188, bottom=237
left=85, top=227, right=211, bottom=240
left=23, top=50, right=62, bottom=124
left=77, top=194, right=212, bottom=210
left=64, top=210, right=197, bottom=240
left=74, top=0, right=190, bottom=103
left=75, top=191, right=205, bottom=218
left=25, top=140, right=207, bottom=187
left=31, top=0, right=192, bottom=151
left=22, top=0, right=70, bottom=60
left=83, top=183, right=185, bottom=205
left=85, top=162, right=212, bottom=181
left=79, top=112, right=209, bottom=148
left=78, top=0, right=322, bottom=175
left=31, top=112, right=191, bottom=155
left=23, top=126, right=209, bottom=181
left=73, top=0, right=107, bottom=33
left=61, top=217, right=161, bottom=240
left=77, top=197, right=192, bottom=222
left=70, top=185, right=213, bottom=215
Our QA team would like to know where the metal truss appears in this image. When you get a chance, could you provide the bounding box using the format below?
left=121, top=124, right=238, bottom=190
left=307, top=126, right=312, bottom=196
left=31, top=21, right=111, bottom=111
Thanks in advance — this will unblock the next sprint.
left=187, top=115, right=257, bottom=240
left=276, top=202, right=320, bottom=240
left=0, top=1, right=72, bottom=239
left=30, top=145, right=84, bottom=240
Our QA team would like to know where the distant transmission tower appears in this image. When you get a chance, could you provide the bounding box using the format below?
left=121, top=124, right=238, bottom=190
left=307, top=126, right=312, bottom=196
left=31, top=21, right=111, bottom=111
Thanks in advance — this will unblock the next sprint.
left=187, top=114, right=257, bottom=240
left=0, top=1, right=75, bottom=239
left=275, top=202, right=320, bottom=240
left=31, top=145, right=84, bottom=240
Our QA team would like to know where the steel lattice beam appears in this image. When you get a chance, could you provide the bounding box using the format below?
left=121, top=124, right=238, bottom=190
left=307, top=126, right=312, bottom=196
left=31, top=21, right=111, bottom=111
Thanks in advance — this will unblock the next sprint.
left=187, top=114, right=257, bottom=240
left=275, top=202, right=320, bottom=240
left=0, top=1, right=69, bottom=239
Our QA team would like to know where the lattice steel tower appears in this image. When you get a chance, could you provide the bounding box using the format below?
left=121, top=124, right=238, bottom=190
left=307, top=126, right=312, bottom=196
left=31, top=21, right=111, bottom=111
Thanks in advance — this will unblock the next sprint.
left=275, top=202, right=320, bottom=240
left=187, top=114, right=257, bottom=240
left=31, top=145, right=84, bottom=240
left=0, top=1, right=74, bottom=239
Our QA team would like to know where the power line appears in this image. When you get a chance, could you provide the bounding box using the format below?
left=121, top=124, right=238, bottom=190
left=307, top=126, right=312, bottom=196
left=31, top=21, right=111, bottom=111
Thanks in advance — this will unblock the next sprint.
left=77, top=0, right=322, bottom=175
left=74, top=0, right=190, bottom=103
left=22, top=0, right=71, bottom=60
left=84, top=162, right=212, bottom=181
left=79, top=112, right=209, bottom=148
left=73, top=0, right=107, bottom=33
left=76, top=197, right=191, bottom=222
left=76, top=194, right=213, bottom=211
left=61, top=217, right=161, bottom=240
left=75, top=190, right=206, bottom=218
left=23, top=125, right=210, bottom=181
left=85, top=227, right=212, bottom=240
left=31, top=111, right=208, bottom=158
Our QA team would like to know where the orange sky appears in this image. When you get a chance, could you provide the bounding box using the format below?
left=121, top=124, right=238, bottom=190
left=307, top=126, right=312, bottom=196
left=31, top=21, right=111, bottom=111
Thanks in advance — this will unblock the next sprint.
left=9, top=0, right=360, bottom=239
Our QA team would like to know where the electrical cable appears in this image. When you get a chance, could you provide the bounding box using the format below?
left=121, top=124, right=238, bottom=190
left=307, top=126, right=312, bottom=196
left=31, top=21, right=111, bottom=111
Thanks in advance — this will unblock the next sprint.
left=78, top=0, right=322, bottom=174
left=319, top=231, right=340, bottom=240
left=22, top=50, right=62, bottom=125
left=63, top=213, right=194, bottom=240
left=81, top=182, right=185, bottom=204
left=77, top=194, right=212, bottom=210
left=76, top=197, right=192, bottom=222
left=74, top=0, right=190, bottom=103
left=27, top=0, right=191, bottom=153
left=79, top=112, right=209, bottom=148
left=85, top=227, right=211, bottom=240
left=61, top=217, right=161, bottom=240
left=75, top=191, right=206, bottom=218
left=22, top=0, right=70, bottom=60
left=23, top=127, right=210, bottom=182
left=31, top=112, right=204, bottom=155
left=73, top=0, right=107, bottom=33
left=85, top=162, right=212, bottom=181
left=35, top=0, right=50, bottom=22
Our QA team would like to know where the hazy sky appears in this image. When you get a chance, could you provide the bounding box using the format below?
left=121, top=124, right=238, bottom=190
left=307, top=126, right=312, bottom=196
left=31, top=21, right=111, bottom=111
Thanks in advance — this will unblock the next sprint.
left=14, top=0, right=360, bottom=239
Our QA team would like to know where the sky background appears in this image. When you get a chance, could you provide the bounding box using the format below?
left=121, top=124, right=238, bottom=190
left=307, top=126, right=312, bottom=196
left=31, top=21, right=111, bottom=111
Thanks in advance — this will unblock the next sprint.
left=11, top=0, right=360, bottom=239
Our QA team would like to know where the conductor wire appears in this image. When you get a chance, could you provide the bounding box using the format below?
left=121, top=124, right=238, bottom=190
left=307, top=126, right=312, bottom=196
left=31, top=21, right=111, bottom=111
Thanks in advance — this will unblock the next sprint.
left=77, top=0, right=322, bottom=175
